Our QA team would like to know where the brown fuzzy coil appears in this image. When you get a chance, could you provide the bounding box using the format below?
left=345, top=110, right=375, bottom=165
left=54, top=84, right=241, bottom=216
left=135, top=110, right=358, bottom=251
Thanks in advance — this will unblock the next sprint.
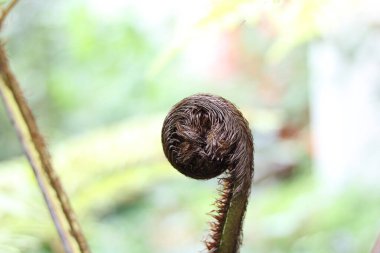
left=161, top=93, right=254, bottom=252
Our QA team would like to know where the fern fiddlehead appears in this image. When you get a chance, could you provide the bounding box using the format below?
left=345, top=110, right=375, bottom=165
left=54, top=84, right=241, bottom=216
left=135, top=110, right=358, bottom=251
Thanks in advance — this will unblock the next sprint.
left=162, top=94, right=254, bottom=253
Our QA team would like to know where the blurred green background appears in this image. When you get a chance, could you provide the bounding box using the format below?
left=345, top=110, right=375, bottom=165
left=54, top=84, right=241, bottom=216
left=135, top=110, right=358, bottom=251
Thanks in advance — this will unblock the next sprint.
left=0, top=0, right=379, bottom=252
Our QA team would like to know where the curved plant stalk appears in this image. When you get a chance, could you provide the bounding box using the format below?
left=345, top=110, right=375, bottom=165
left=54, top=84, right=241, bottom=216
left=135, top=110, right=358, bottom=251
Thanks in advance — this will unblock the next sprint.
left=0, top=2, right=91, bottom=253
left=162, top=94, right=253, bottom=252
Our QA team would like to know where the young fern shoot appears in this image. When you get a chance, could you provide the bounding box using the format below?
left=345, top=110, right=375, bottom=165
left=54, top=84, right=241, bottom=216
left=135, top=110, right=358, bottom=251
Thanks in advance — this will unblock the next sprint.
left=162, top=94, right=254, bottom=253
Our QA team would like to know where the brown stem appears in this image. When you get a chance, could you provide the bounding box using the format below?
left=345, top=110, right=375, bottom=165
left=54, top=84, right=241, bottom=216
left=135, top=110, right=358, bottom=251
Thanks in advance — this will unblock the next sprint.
left=0, top=0, right=18, bottom=29
left=0, top=3, right=91, bottom=253
left=162, top=94, right=254, bottom=252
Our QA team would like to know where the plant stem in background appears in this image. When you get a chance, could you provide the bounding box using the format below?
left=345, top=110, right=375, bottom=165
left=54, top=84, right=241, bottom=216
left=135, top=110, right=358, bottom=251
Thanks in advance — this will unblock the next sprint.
left=0, top=2, right=91, bottom=253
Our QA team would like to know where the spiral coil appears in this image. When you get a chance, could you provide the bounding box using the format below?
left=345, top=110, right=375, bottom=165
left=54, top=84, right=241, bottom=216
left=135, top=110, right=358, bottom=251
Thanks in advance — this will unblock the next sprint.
left=162, top=94, right=253, bottom=252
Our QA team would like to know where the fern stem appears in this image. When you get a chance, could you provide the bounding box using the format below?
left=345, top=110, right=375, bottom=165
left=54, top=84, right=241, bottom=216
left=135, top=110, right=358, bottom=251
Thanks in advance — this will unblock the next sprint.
left=0, top=31, right=91, bottom=253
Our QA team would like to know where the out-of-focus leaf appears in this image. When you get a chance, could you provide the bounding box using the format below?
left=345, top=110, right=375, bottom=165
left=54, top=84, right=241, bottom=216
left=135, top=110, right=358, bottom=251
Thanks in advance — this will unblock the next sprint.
left=0, top=115, right=173, bottom=250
